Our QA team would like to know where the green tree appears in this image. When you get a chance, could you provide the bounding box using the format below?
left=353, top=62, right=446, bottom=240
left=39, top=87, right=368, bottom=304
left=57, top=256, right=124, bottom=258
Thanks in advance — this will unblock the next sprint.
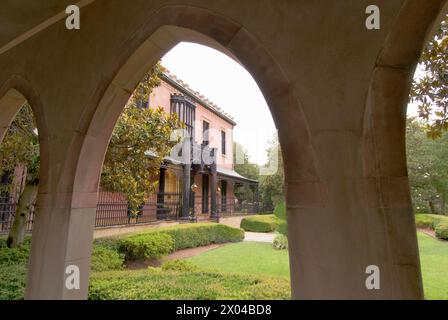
left=233, top=142, right=259, bottom=204
left=410, top=16, right=448, bottom=138
left=259, top=137, right=284, bottom=208
left=101, top=64, right=182, bottom=214
left=407, top=118, right=448, bottom=214
left=0, top=104, right=39, bottom=248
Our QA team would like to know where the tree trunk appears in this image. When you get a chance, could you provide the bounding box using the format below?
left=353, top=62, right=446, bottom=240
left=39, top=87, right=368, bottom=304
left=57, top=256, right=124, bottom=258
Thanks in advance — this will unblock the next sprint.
left=6, top=184, right=38, bottom=248
left=429, top=200, right=436, bottom=214
left=441, top=196, right=446, bottom=215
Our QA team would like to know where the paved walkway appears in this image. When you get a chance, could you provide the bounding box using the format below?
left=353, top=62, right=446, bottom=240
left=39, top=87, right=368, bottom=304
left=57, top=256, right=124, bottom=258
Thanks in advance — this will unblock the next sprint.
left=244, top=232, right=276, bottom=243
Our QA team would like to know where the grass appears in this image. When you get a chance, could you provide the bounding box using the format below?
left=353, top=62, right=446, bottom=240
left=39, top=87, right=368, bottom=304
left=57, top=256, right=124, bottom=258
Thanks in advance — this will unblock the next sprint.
left=1, top=231, right=448, bottom=300
left=418, top=232, right=448, bottom=300
left=187, top=234, right=448, bottom=300
left=187, top=242, right=290, bottom=280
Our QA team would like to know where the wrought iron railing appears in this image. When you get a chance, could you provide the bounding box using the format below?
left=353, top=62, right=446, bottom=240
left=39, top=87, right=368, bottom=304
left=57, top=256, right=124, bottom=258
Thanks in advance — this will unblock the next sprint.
left=0, top=197, right=34, bottom=233
left=95, top=192, right=182, bottom=228
left=0, top=191, right=269, bottom=233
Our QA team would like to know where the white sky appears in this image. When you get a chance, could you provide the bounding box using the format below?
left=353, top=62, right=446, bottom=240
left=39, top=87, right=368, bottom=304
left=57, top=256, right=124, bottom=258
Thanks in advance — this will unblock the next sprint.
left=161, top=42, right=276, bottom=165
left=161, top=42, right=423, bottom=165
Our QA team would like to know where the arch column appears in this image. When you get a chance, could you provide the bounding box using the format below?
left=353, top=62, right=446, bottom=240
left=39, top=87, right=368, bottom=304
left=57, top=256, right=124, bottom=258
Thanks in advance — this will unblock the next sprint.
left=25, top=128, right=98, bottom=300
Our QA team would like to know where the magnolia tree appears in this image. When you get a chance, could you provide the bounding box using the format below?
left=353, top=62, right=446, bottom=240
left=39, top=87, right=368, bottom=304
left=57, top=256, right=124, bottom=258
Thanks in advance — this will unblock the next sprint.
left=410, top=16, right=448, bottom=138
left=0, top=104, right=39, bottom=248
left=407, top=118, right=448, bottom=214
left=100, top=64, right=182, bottom=214
left=101, top=105, right=181, bottom=214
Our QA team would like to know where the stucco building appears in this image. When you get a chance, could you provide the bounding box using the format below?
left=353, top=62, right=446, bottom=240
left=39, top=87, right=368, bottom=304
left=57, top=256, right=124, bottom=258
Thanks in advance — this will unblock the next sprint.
left=146, top=71, right=258, bottom=221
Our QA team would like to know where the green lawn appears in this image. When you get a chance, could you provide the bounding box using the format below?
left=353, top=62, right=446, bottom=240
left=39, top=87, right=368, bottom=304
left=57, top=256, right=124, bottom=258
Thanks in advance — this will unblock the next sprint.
left=187, top=242, right=290, bottom=280
left=1, top=231, right=447, bottom=299
left=187, top=233, right=448, bottom=300
left=418, top=232, right=448, bottom=300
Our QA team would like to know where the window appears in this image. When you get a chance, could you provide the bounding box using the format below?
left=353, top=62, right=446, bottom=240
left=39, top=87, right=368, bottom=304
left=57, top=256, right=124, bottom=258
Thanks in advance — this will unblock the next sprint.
left=202, top=121, right=210, bottom=146
left=136, top=99, right=148, bottom=109
left=221, top=130, right=226, bottom=155
left=170, top=94, right=195, bottom=138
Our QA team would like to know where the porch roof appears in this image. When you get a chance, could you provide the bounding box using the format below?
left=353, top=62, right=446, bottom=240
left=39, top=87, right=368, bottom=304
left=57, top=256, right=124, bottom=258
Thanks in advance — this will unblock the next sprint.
left=217, top=167, right=258, bottom=185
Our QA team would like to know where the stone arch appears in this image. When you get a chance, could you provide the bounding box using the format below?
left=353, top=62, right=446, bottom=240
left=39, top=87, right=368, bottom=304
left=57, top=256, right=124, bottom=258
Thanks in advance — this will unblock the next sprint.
left=71, top=6, right=322, bottom=208
left=0, top=75, right=49, bottom=195
left=361, top=1, right=448, bottom=299
left=64, top=5, right=322, bottom=299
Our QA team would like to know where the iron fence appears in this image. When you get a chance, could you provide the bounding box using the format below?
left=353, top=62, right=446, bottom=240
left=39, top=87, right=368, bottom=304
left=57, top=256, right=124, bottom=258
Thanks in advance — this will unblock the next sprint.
left=1, top=191, right=271, bottom=233
left=0, top=197, right=34, bottom=233
left=95, top=192, right=182, bottom=228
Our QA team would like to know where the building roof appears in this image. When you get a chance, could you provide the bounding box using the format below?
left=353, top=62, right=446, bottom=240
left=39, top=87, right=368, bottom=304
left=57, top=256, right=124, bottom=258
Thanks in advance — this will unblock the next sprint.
left=217, top=167, right=258, bottom=185
left=161, top=71, right=237, bottom=126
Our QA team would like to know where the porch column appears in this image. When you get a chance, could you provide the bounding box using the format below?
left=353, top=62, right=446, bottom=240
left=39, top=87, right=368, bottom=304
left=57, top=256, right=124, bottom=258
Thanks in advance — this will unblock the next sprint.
left=210, top=162, right=218, bottom=220
left=181, top=138, right=191, bottom=219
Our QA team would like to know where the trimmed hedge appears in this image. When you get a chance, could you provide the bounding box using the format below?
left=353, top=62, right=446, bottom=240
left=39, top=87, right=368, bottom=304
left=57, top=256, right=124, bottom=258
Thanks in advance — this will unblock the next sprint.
left=274, top=202, right=287, bottom=235
left=90, top=246, right=125, bottom=272
left=119, top=232, right=174, bottom=261
left=161, top=259, right=198, bottom=272
left=240, top=215, right=276, bottom=233
left=116, top=223, right=245, bottom=260
left=435, top=222, right=448, bottom=240
left=273, top=234, right=288, bottom=250
left=88, top=268, right=290, bottom=300
left=415, top=214, right=448, bottom=241
left=161, top=224, right=244, bottom=250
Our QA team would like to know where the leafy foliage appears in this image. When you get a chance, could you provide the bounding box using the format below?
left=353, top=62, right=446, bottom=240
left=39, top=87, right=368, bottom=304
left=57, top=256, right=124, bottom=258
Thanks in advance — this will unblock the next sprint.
left=274, top=201, right=287, bottom=235
left=259, top=137, right=284, bottom=208
left=240, top=215, right=276, bottom=233
left=407, top=118, right=448, bottom=213
left=101, top=105, right=181, bottom=214
left=161, top=259, right=198, bottom=272
left=233, top=142, right=260, bottom=202
left=90, top=246, right=125, bottom=272
left=155, top=223, right=244, bottom=251
left=0, top=104, right=39, bottom=194
left=101, top=64, right=182, bottom=214
left=415, top=214, right=448, bottom=241
left=113, top=223, right=244, bottom=261
left=410, top=16, right=448, bottom=138
left=119, top=233, right=174, bottom=261
left=273, top=234, right=288, bottom=250
left=88, top=268, right=290, bottom=300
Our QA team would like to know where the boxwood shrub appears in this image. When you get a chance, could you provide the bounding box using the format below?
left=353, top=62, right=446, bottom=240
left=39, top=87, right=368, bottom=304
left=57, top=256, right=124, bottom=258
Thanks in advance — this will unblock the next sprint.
left=161, top=223, right=245, bottom=250
left=240, top=215, right=276, bottom=233
left=90, top=246, right=125, bottom=272
left=415, top=214, right=448, bottom=241
left=119, top=233, right=174, bottom=261
left=273, top=234, right=288, bottom=250
left=435, top=223, right=448, bottom=240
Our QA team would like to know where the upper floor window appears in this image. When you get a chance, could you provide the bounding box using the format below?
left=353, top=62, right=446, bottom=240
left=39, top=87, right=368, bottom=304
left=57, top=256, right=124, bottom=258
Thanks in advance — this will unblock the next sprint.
left=202, top=121, right=210, bottom=146
left=170, top=94, right=195, bottom=139
left=221, top=130, right=226, bottom=155
left=136, top=100, right=148, bottom=109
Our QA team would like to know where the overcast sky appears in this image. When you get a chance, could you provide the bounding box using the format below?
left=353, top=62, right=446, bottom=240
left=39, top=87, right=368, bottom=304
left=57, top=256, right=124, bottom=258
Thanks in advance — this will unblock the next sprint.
left=161, top=42, right=276, bottom=165
left=162, top=42, right=421, bottom=165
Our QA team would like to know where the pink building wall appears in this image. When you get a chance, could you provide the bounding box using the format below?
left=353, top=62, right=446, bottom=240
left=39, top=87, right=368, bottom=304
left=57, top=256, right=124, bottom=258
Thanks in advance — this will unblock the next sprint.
left=149, top=79, right=234, bottom=170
